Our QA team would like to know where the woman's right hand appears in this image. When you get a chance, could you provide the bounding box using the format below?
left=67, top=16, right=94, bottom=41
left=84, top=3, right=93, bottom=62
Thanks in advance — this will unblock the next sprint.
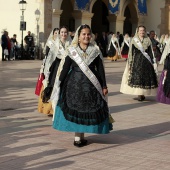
left=103, top=88, right=108, bottom=96
left=164, top=70, right=167, bottom=77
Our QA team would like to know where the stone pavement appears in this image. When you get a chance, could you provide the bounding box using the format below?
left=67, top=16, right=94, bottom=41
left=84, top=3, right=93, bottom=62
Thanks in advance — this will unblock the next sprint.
left=0, top=59, right=170, bottom=170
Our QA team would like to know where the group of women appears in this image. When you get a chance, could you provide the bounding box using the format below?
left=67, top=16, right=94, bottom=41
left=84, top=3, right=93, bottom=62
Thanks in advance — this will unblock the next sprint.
left=35, top=24, right=170, bottom=147
left=36, top=24, right=113, bottom=147
left=107, top=33, right=131, bottom=61
left=106, top=25, right=170, bottom=104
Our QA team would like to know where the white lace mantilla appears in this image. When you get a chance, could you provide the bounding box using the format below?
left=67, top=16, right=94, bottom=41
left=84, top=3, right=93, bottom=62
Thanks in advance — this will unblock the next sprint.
left=69, top=43, right=101, bottom=66
left=43, top=39, right=71, bottom=87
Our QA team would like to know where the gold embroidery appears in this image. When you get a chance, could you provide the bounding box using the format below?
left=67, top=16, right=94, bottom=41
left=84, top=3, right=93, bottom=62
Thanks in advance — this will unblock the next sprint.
left=82, top=52, right=88, bottom=58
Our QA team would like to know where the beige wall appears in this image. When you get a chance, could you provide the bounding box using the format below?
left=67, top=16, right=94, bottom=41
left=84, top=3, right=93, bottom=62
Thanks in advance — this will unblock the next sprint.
left=145, top=0, right=166, bottom=37
left=0, top=0, right=169, bottom=60
left=0, top=0, right=40, bottom=60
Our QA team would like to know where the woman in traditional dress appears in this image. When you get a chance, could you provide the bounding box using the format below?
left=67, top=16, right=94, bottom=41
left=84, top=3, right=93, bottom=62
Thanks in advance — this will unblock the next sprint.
left=107, top=34, right=121, bottom=61
left=53, top=24, right=113, bottom=147
left=121, top=33, right=131, bottom=61
left=159, top=34, right=165, bottom=53
left=120, top=25, right=158, bottom=101
left=162, top=34, right=169, bottom=53
left=38, top=26, right=71, bottom=115
left=157, top=39, right=170, bottom=104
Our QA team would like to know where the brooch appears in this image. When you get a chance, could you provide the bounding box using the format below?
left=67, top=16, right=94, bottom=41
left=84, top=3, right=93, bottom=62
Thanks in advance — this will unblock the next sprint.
left=72, top=51, right=76, bottom=56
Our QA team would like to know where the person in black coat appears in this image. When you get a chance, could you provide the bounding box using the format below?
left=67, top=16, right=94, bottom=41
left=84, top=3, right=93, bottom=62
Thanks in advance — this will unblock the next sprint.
left=100, top=32, right=108, bottom=57
left=1, top=31, right=8, bottom=61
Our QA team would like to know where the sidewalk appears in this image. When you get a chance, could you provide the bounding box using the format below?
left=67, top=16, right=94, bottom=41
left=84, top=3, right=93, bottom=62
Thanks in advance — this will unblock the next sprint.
left=0, top=59, right=170, bottom=170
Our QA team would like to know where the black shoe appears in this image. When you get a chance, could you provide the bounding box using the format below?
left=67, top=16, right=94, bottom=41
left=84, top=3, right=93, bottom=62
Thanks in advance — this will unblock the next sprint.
left=138, top=96, right=143, bottom=101
left=74, top=140, right=88, bottom=147
left=141, top=96, right=145, bottom=101
left=47, top=114, right=53, bottom=117
left=81, top=139, right=88, bottom=145
left=138, top=96, right=145, bottom=101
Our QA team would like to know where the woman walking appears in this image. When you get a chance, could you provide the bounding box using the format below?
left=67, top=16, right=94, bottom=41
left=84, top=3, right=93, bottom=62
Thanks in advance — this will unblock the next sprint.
left=121, top=33, right=131, bottom=61
left=107, top=34, right=121, bottom=61
left=120, top=25, right=158, bottom=101
left=38, top=26, right=71, bottom=115
left=53, top=24, right=113, bottom=147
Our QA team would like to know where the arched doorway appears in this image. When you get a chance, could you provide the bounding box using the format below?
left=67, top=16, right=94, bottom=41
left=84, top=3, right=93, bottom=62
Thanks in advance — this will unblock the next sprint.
left=123, top=2, right=138, bottom=36
left=60, top=0, right=75, bottom=31
left=91, top=0, right=109, bottom=34
left=123, top=6, right=132, bottom=35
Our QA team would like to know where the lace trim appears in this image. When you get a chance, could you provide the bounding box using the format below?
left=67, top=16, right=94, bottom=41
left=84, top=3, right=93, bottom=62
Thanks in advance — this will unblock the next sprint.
left=44, top=40, right=70, bottom=80
left=68, top=44, right=100, bottom=66
left=128, top=49, right=158, bottom=89
left=127, top=83, right=158, bottom=89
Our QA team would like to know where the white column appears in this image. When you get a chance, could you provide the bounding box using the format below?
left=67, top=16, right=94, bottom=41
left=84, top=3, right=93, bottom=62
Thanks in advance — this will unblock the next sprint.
left=164, top=5, right=170, bottom=34
left=72, top=11, right=94, bottom=29
left=115, top=16, right=125, bottom=34
left=138, top=15, right=146, bottom=26
left=38, top=0, right=52, bottom=59
left=107, top=14, right=117, bottom=32
left=130, top=18, right=138, bottom=35
left=52, top=9, right=63, bottom=29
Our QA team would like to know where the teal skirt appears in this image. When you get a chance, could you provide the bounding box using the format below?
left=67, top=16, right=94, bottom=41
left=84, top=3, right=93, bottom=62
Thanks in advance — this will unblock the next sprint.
left=53, top=106, right=113, bottom=134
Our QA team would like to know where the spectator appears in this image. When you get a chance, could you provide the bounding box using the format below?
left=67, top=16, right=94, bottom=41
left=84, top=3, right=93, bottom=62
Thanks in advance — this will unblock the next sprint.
left=11, top=34, right=18, bottom=60
left=24, top=31, right=34, bottom=58
left=118, top=34, right=124, bottom=47
left=1, top=31, right=8, bottom=61
left=6, top=32, right=11, bottom=61
left=100, top=31, right=108, bottom=57
left=150, top=30, right=162, bottom=63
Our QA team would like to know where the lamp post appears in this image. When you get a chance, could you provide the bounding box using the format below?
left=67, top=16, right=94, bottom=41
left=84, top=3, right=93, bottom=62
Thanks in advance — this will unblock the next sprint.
left=35, top=9, right=40, bottom=59
left=19, top=0, right=27, bottom=59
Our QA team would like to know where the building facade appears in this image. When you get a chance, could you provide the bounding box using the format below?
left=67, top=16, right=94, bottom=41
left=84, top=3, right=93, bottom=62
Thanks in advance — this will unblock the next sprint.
left=0, top=0, right=170, bottom=60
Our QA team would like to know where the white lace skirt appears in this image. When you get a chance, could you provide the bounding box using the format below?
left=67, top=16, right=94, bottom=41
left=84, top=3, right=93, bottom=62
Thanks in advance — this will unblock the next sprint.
left=120, top=63, right=157, bottom=95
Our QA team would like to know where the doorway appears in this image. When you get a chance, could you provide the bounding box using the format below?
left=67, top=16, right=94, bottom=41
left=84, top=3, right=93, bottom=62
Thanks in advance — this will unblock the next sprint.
left=91, top=0, right=109, bottom=34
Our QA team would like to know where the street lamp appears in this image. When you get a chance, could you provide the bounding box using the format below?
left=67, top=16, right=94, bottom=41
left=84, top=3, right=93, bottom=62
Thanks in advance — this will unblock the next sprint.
left=35, top=9, right=40, bottom=59
left=19, top=0, right=27, bottom=59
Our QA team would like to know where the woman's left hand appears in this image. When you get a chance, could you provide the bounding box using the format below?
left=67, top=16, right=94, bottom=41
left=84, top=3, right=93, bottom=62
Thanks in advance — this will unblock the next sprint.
left=103, top=88, right=108, bottom=96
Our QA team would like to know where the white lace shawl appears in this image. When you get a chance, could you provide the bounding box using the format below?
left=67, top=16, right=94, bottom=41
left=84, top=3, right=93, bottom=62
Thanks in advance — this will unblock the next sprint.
left=128, top=36, right=153, bottom=66
left=160, top=39, right=170, bottom=65
left=121, top=37, right=131, bottom=50
left=43, top=37, right=71, bottom=87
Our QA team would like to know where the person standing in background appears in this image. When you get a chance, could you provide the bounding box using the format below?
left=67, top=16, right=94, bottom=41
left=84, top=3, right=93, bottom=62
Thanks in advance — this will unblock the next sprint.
left=1, top=31, right=8, bottom=61
left=10, top=34, right=18, bottom=60
left=24, top=31, right=34, bottom=58
left=6, top=32, right=11, bottom=61
left=149, top=30, right=161, bottom=63
left=100, top=32, right=108, bottom=57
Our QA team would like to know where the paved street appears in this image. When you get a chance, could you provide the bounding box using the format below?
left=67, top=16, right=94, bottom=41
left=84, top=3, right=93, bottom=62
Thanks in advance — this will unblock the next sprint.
left=0, top=59, right=170, bottom=170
